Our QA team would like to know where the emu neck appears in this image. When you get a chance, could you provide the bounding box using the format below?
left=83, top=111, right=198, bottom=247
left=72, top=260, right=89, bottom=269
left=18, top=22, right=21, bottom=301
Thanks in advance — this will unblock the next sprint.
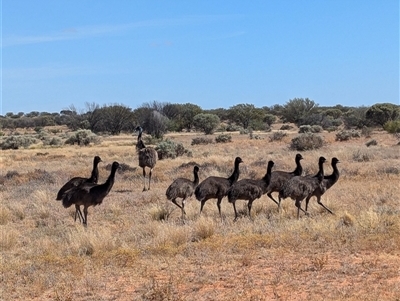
left=316, top=161, right=325, bottom=182
left=228, top=161, right=240, bottom=185
left=262, top=164, right=273, bottom=183
left=193, top=170, right=200, bottom=186
left=89, top=161, right=100, bottom=183
left=103, top=167, right=117, bottom=193
left=293, top=158, right=303, bottom=176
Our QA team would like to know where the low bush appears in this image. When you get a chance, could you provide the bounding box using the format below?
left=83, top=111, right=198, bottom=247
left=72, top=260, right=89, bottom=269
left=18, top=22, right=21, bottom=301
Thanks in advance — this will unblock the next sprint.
left=365, top=139, right=377, bottom=147
left=156, top=139, right=189, bottom=160
left=191, top=137, right=213, bottom=145
left=289, top=133, right=324, bottom=151
left=64, top=130, right=101, bottom=146
left=383, top=120, right=400, bottom=134
left=280, top=124, right=293, bottom=131
left=269, top=131, right=287, bottom=142
left=335, top=130, right=361, bottom=141
left=0, top=135, right=38, bottom=150
left=215, top=134, right=232, bottom=143
left=298, top=125, right=323, bottom=133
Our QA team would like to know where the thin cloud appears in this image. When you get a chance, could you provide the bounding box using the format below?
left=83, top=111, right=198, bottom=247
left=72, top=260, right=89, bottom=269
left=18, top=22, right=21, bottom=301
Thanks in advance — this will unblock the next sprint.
left=3, top=14, right=244, bottom=47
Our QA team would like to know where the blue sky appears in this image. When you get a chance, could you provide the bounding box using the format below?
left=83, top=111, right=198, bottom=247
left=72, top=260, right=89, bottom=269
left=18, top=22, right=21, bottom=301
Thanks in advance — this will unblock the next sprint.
left=1, top=0, right=399, bottom=115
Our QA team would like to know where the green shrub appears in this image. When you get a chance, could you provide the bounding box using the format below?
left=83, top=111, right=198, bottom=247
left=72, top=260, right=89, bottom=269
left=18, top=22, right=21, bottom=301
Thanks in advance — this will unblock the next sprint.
left=335, top=130, right=361, bottom=141
left=215, top=134, right=232, bottom=143
left=64, top=130, right=101, bottom=146
left=0, top=135, right=37, bottom=150
left=191, top=137, right=213, bottom=145
left=156, top=139, right=189, bottom=160
left=269, top=131, right=287, bottom=142
left=383, top=120, right=400, bottom=134
left=289, top=133, right=324, bottom=151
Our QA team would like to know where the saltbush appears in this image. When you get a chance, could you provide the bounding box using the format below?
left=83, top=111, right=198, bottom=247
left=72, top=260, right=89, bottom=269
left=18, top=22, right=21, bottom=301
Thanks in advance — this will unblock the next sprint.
left=64, top=130, right=101, bottom=146
left=289, top=133, right=324, bottom=151
left=156, top=139, right=190, bottom=160
left=335, top=130, right=361, bottom=141
left=269, top=131, right=287, bottom=142
left=0, top=135, right=38, bottom=150
left=298, top=125, right=323, bottom=133
left=215, top=134, right=232, bottom=143
left=191, top=137, right=213, bottom=145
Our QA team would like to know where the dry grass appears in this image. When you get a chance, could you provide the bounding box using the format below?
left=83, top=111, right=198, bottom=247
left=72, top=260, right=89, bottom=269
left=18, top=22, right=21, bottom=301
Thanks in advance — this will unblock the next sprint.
left=0, top=129, right=400, bottom=300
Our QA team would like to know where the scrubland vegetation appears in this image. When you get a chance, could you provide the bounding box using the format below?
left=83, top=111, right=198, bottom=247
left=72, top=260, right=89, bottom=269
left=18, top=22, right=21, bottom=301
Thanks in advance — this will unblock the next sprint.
left=0, top=125, right=400, bottom=301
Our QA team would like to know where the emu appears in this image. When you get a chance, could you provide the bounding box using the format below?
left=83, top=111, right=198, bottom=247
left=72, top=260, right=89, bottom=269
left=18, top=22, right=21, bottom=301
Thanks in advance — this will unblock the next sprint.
left=279, top=156, right=326, bottom=219
left=303, top=157, right=340, bottom=216
left=61, top=161, right=120, bottom=226
left=56, top=155, right=102, bottom=222
left=265, top=153, right=303, bottom=210
left=166, top=165, right=200, bottom=219
left=228, top=160, right=274, bottom=221
left=195, top=157, right=243, bottom=218
left=135, top=126, right=157, bottom=191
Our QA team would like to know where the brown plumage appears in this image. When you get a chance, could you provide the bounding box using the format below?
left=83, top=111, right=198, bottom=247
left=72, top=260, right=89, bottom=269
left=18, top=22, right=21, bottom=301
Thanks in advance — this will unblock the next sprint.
left=195, top=157, right=243, bottom=218
left=303, top=157, right=340, bottom=215
left=61, top=161, right=120, bottom=226
left=279, top=156, right=326, bottom=219
left=265, top=153, right=303, bottom=210
left=136, top=126, right=157, bottom=191
left=56, top=155, right=102, bottom=222
left=228, top=160, right=274, bottom=221
left=166, top=165, right=200, bottom=219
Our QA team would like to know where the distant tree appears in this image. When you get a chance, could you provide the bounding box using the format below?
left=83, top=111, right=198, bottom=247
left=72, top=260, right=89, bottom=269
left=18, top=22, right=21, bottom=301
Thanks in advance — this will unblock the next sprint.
left=365, top=103, right=400, bottom=127
left=64, top=105, right=87, bottom=131
left=264, top=114, right=277, bottom=126
left=206, top=108, right=229, bottom=122
left=323, top=109, right=343, bottom=119
left=147, top=110, right=169, bottom=138
left=268, top=104, right=284, bottom=117
left=227, top=104, right=264, bottom=129
left=342, top=107, right=370, bottom=129
left=133, top=102, right=169, bottom=138
left=83, top=102, right=102, bottom=132
left=281, top=98, right=318, bottom=125
left=193, top=113, right=220, bottom=134
left=98, top=104, right=134, bottom=135
left=179, top=103, right=202, bottom=132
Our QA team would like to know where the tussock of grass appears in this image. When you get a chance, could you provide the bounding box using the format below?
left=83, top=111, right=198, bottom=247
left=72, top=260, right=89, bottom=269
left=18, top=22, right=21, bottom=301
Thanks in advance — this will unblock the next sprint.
left=0, top=206, right=11, bottom=225
left=0, top=228, right=18, bottom=250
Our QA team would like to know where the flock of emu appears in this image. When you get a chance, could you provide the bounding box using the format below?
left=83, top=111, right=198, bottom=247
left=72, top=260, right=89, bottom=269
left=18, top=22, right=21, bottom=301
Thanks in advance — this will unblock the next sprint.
left=56, top=126, right=340, bottom=226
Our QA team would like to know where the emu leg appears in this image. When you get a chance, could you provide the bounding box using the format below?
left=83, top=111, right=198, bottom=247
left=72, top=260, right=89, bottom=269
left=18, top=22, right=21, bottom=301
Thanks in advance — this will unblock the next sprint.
left=200, top=200, right=206, bottom=214
left=83, top=206, right=88, bottom=226
left=142, top=168, right=147, bottom=191
left=148, top=168, right=153, bottom=190
left=248, top=200, right=254, bottom=220
left=316, top=196, right=334, bottom=215
left=217, top=198, right=222, bottom=219
left=267, top=192, right=279, bottom=206
left=75, top=205, right=84, bottom=223
left=232, top=201, right=238, bottom=221
left=295, top=199, right=308, bottom=219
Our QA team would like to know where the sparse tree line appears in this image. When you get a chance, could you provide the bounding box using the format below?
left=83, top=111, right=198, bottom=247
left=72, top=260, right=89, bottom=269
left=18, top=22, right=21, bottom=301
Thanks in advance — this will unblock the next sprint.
left=1, top=99, right=399, bottom=138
